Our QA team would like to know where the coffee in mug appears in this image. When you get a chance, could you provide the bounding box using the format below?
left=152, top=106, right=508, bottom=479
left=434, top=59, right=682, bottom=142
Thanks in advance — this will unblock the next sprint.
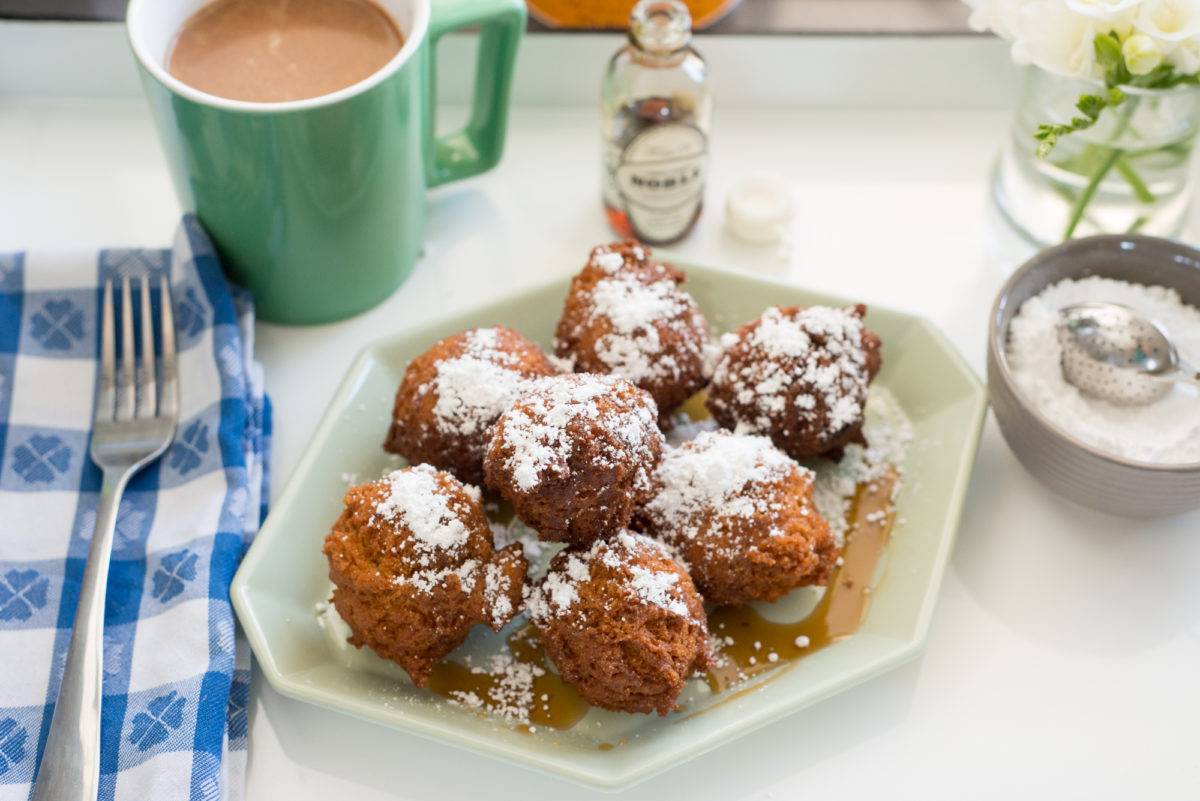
left=127, top=0, right=526, bottom=324
left=167, top=0, right=404, bottom=103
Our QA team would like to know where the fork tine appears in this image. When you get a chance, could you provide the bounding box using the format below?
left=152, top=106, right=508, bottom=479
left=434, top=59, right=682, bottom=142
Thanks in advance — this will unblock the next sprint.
left=158, top=276, right=179, bottom=421
left=116, top=277, right=136, bottom=421
left=139, top=277, right=157, bottom=417
left=96, top=281, right=116, bottom=423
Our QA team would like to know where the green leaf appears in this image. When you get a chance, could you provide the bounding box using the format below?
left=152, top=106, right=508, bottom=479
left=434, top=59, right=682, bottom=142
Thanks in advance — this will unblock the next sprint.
left=1032, top=86, right=1127, bottom=158
left=1094, top=31, right=1123, bottom=70
left=1129, top=64, right=1174, bottom=88
left=1112, top=61, right=1132, bottom=88
left=1077, top=94, right=1105, bottom=117
left=1128, top=65, right=1200, bottom=89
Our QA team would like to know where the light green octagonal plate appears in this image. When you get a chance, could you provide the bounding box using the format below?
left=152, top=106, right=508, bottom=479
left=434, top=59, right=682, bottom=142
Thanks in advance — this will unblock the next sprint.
left=231, top=258, right=987, bottom=790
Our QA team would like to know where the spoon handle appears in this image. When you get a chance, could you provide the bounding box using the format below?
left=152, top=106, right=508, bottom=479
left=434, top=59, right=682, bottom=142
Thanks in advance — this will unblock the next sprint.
left=1175, top=358, right=1200, bottom=389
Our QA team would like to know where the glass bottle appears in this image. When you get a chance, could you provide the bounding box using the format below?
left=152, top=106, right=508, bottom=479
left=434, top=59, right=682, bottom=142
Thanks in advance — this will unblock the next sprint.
left=601, top=0, right=712, bottom=246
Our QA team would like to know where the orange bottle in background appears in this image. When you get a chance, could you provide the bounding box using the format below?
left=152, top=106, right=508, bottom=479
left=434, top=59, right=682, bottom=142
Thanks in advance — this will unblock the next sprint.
left=529, top=0, right=740, bottom=29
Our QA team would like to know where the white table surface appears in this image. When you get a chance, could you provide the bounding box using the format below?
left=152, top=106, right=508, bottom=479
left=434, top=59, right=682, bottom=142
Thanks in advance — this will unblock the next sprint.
left=2, top=24, right=1198, bottom=800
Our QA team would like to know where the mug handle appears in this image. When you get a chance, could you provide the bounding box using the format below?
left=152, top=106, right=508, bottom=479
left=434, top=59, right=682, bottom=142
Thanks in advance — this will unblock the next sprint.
left=425, top=0, right=526, bottom=187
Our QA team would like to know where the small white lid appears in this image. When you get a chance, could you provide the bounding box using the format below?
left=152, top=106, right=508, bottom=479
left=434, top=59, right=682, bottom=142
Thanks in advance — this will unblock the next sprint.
left=725, top=173, right=794, bottom=245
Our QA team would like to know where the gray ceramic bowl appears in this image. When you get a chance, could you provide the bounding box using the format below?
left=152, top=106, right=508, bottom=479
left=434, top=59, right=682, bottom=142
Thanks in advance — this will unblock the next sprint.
left=988, top=234, right=1200, bottom=517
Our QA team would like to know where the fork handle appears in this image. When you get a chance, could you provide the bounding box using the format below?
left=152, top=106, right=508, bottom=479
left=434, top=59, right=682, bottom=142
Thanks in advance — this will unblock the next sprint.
left=32, top=468, right=131, bottom=801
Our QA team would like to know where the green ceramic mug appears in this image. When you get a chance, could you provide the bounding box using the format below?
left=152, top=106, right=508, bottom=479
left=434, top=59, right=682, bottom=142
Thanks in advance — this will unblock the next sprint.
left=127, top=0, right=525, bottom=324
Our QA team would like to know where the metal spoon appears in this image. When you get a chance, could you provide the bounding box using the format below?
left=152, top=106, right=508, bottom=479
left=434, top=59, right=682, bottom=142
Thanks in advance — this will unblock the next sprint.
left=1057, top=301, right=1200, bottom=405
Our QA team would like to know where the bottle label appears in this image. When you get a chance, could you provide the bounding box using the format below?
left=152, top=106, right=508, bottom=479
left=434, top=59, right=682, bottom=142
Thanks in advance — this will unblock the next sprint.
left=610, top=123, right=707, bottom=243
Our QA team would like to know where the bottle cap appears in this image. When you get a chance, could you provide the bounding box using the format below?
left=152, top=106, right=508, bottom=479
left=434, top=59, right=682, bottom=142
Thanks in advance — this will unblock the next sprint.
left=725, top=174, right=794, bottom=245
left=629, top=0, right=692, bottom=54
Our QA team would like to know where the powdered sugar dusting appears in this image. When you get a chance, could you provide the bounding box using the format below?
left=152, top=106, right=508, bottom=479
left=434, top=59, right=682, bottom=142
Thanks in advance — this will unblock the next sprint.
left=593, top=277, right=684, bottom=334
left=447, top=650, right=546, bottom=725
left=701, top=338, right=724, bottom=379
left=593, top=250, right=625, bottom=273
left=394, top=558, right=480, bottom=595
left=1006, top=276, right=1200, bottom=464
left=557, top=244, right=711, bottom=392
left=538, top=564, right=583, bottom=615
left=429, top=328, right=538, bottom=436
left=489, top=512, right=552, bottom=567
left=527, top=530, right=694, bottom=623
left=712, top=306, right=871, bottom=437
left=645, top=430, right=803, bottom=540
left=588, top=242, right=646, bottom=275
left=483, top=562, right=515, bottom=629
left=807, top=386, right=912, bottom=539
left=492, top=374, right=660, bottom=492
left=587, top=276, right=693, bottom=383
left=373, top=465, right=470, bottom=553
left=616, top=531, right=690, bottom=617
left=367, top=466, right=519, bottom=617
left=593, top=331, right=669, bottom=383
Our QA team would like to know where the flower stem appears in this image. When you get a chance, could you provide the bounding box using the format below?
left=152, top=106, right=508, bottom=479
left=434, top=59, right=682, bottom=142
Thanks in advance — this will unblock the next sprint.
left=1063, top=148, right=1122, bottom=239
left=1115, top=155, right=1155, bottom=203
left=1062, top=96, right=1142, bottom=240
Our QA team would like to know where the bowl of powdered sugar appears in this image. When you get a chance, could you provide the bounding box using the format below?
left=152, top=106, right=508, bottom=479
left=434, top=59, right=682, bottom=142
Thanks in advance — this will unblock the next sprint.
left=988, top=234, right=1200, bottom=517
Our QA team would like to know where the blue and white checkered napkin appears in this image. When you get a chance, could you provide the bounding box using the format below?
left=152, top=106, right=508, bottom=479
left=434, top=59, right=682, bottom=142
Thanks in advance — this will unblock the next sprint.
left=0, top=216, right=270, bottom=801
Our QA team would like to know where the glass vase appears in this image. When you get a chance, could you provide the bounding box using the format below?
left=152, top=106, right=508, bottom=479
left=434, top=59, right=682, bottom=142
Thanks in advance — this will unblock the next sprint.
left=992, top=66, right=1200, bottom=247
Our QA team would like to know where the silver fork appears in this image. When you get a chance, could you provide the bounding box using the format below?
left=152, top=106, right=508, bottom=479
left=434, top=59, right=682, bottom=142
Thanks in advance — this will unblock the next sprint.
left=31, top=276, right=179, bottom=801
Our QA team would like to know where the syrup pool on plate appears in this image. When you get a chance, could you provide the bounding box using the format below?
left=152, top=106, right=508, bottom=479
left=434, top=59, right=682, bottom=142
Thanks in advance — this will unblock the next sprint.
left=394, top=466, right=900, bottom=731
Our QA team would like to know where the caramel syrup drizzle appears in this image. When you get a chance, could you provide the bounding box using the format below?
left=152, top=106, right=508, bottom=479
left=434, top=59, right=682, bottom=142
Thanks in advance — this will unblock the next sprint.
left=426, top=624, right=591, bottom=731
left=703, top=471, right=898, bottom=694
left=422, top=473, right=898, bottom=733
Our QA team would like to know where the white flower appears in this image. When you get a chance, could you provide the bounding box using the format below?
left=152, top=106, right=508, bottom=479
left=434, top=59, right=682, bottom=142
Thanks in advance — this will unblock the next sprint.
left=1066, top=0, right=1141, bottom=23
left=1010, top=0, right=1104, bottom=77
left=965, top=0, right=1200, bottom=79
left=1123, top=32, right=1167, bottom=72
left=963, top=0, right=1035, bottom=40
left=1165, top=36, right=1200, bottom=70
left=1135, top=0, right=1200, bottom=41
